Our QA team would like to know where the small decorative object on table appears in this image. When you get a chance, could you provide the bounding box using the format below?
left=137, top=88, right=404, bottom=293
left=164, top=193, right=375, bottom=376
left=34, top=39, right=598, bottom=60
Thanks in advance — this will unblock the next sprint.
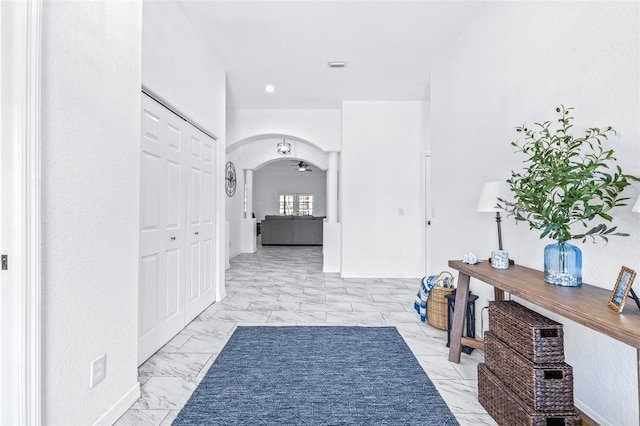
left=608, top=266, right=637, bottom=313
left=490, top=250, right=509, bottom=269
left=462, top=252, right=479, bottom=264
left=499, top=105, right=639, bottom=287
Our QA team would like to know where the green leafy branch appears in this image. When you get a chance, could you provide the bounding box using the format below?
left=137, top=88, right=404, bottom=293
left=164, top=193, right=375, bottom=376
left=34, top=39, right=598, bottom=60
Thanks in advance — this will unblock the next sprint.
left=498, top=105, right=639, bottom=244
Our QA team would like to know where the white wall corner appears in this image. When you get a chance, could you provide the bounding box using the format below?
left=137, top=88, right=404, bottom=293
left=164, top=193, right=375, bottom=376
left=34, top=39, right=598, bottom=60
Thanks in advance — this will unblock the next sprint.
left=225, top=221, right=231, bottom=270
left=322, top=222, right=341, bottom=273
left=240, top=218, right=257, bottom=253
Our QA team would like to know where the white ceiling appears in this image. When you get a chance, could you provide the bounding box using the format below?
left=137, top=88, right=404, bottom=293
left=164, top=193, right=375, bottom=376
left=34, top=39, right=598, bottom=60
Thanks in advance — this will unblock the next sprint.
left=178, top=0, right=488, bottom=109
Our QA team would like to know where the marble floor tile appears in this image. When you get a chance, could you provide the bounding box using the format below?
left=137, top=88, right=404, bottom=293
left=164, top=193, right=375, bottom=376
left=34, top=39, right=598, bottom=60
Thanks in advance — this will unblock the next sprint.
left=325, top=310, right=386, bottom=324
left=138, top=352, right=212, bottom=378
left=350, top=301, right=405, bottom=312
left=176, top=333, right=229, bottom=354
left=131, top=376, right=198, bottom=410
left=325, top=292, right=373, bottom=303
left=300, top=301, right=353, bottom=312
left=113, top=409, right=170, bottom=426
left=381, top=311, right=422, bottom=323
left=117, top=245, right=493, bottom=425
left=267, top=309, right=327, bottom=324
left=247, top=300, right=302, bottom=312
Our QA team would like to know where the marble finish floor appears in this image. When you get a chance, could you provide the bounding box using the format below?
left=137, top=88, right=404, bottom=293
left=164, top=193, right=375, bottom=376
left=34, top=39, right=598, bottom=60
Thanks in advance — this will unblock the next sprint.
left=116, top=245, right=495, bottom=425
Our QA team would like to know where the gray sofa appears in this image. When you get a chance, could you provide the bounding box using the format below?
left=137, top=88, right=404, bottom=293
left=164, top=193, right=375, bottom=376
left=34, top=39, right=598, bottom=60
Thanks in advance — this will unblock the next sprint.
left=260, top=215, right=324, bottom=245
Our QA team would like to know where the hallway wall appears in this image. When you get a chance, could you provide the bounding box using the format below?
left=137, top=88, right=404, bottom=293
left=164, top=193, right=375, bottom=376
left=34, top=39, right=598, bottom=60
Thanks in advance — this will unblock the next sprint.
left=341, top=101, right=427, bottom=278
left=430, top=2, right=640, bottom=424
left=40, top=1, right=142, bottom=423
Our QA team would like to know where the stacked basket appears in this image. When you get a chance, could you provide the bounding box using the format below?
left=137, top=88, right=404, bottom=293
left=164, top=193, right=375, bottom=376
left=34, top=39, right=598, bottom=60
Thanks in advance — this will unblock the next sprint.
left=478, top=301, right=581, bottom=425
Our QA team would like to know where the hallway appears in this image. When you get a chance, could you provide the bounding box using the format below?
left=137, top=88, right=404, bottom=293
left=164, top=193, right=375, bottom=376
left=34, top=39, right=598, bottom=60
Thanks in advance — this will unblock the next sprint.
left=116, top=246, right=493, bottom=425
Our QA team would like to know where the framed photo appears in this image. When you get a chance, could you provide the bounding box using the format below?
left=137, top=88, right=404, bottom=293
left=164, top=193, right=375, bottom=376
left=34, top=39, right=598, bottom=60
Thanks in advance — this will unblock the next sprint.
left=608, top=266, right=637, bottom=313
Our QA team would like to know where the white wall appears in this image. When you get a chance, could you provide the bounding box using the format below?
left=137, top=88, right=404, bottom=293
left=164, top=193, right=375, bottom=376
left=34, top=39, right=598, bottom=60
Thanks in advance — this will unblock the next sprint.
left=143, top=0, right=227, bottom=301
left=431, top=2, right=639, bottom=424
left=227, top=109, right=341, bottom=151
left=254, top=162, right=327, bottom=221
left=341, top=101, right=426, bottom=278
left=142, top=1, right=225, bottom=137
left=40, top=1, right=142, bottom=423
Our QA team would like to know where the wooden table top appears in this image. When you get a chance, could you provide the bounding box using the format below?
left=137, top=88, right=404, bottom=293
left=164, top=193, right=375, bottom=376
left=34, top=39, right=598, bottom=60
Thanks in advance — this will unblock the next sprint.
left=448, top=260, right=640, bottom=349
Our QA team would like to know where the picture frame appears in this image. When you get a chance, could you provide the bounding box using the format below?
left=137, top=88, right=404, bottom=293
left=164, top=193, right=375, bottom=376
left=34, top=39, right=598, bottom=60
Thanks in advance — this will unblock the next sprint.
left=608, top=266, right=637, bottom=313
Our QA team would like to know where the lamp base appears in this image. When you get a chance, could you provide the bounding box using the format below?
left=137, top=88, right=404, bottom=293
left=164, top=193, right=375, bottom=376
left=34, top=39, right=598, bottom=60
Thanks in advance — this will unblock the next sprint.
left=487, top=257, right=516, bottom=266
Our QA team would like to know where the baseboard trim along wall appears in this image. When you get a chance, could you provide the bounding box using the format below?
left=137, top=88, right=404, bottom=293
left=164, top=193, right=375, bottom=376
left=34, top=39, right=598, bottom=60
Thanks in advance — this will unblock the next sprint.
left=93, top=382, right=140, bottom=426
left=340, top=272, right=421, bottom=280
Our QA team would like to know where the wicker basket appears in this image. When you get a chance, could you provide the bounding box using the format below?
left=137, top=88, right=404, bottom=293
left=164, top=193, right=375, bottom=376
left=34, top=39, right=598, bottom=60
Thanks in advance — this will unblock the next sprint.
left=427, top=273, right=455, bottom=330
left=478, top=363, right=580, bottom=426
left=484, top=332, right=574, bottom=412
left=489, top=301, right=565, bottom=363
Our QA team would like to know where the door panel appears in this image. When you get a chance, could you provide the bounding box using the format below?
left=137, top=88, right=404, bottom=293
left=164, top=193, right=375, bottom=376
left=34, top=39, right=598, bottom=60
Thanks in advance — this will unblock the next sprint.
left=185, top=130, right=215, bottom=322
left=139, top=95, right=187, bottom=365
left=189, top=242, right=201, bottom=302
left=139, top=254, right=159, bottom=336
left=166, top=160, right=181, bottom=228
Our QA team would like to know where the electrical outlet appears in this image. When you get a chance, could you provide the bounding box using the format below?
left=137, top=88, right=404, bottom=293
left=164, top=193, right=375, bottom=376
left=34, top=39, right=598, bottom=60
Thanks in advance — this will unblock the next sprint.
left=90, top=354, right=106, bottom=388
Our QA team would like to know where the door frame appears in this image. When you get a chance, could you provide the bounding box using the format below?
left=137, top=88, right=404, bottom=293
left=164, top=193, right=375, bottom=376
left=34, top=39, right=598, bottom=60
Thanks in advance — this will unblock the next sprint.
left=1, top=0, right=43, bottom=424
left=423, top=153, right=432, bottom=276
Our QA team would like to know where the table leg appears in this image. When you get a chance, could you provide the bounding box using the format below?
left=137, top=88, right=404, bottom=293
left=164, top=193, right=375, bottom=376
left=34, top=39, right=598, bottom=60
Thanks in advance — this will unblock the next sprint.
left=448, top=271, right=470, bottom=363
left=494, top=287, right=505, bottom=301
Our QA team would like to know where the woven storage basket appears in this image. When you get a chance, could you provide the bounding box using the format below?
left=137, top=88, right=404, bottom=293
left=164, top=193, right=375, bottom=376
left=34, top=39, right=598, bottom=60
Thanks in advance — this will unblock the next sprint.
left=489, top=301, right=564, bottom=363
left=427, top=272, right=455, bottom=330
left=484, top=332, right=574, bottom=412
left=478, top=363, right=580, bottom=426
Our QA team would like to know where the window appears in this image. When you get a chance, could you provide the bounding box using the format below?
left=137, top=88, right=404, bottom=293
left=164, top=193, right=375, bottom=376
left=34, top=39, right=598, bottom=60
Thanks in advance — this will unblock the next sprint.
left=279, top=194, right=295, bottom=215
left=279, top=194, right=313, bottom=216
left=298, top=195, right=313, bottom=216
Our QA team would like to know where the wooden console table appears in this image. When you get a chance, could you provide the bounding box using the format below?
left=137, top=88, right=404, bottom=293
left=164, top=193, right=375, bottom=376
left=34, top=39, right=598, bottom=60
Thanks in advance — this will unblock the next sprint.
left=448, top=259, right=640, bottom=421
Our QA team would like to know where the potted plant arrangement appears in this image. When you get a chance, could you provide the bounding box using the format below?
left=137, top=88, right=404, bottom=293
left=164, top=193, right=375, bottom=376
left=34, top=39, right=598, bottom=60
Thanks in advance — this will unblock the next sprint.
left=499, top=106, right=639, bottom=287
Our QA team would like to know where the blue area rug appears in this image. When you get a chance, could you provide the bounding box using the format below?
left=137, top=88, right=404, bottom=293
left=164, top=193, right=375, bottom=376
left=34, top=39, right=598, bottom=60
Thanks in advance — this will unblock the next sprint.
left=173, top=326, right=459, bottom=425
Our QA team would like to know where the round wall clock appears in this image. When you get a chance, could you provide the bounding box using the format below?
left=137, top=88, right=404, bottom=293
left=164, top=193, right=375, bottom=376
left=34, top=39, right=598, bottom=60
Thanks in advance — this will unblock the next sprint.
left=225, top=161, right=237, bottom=197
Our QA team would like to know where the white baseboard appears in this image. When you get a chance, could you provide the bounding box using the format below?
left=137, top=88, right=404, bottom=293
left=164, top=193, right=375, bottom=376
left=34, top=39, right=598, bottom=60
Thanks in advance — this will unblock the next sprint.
left=93, top=382, right=140, bottom=426
left=340, top=272, right=420, bottom=279
left=575, top=398, right=610, bottom=426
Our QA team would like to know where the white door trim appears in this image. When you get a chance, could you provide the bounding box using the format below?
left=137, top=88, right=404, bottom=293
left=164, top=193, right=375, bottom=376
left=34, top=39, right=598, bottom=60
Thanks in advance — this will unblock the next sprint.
left=424, top=153, right=432, bottom=276
left=1, top=0, right=43, bottom=424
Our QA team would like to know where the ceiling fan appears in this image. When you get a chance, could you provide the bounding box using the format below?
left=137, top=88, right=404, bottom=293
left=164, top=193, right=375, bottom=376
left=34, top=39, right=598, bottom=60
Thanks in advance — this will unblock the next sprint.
left=293, top=161, right=313, bottom=172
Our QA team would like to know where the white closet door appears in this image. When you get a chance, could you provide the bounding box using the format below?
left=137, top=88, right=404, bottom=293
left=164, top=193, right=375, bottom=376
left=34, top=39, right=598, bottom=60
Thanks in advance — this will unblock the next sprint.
left=139, top=95, right=187, bottom=364
left=184, top=128, right=216, bottom=322
left=139, top=94, right=217, bottom=364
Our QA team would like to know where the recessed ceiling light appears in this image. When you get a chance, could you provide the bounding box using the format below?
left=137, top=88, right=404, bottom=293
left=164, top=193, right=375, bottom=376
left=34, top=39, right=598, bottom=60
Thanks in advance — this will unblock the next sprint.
left=328, top=61, right=348, bottom=68
left=265, top=84, right=275, bottom=93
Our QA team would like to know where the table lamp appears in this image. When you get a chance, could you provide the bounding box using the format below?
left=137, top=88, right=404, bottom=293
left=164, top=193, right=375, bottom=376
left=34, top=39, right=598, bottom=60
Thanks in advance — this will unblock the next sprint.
left=476, top=181, right=511, bottom=251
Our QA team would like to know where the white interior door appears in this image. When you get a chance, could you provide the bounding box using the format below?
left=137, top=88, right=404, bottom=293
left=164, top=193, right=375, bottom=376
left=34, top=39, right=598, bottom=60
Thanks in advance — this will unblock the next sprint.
left=185, top=129, right=216, bottom=322
left=139, top=93, right=217, bottom=365
left=139, top=96, right=187, bottom=364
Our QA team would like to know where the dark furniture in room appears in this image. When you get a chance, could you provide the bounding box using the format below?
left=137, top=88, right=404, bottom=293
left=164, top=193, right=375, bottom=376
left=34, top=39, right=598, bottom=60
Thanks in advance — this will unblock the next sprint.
left=260, top=215, right=324, bottom=245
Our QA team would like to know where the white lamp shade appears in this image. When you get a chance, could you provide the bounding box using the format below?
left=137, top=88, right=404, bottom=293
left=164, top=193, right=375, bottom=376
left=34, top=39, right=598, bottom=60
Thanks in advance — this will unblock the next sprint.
left=633, top=196, right=640, bottom=213
left=476, top=181, right=510, bottom=212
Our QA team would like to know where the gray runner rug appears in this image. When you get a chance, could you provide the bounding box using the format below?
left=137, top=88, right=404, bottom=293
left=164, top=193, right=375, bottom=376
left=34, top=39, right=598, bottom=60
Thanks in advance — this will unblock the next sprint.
left=173, top=326, right=459, bottom=425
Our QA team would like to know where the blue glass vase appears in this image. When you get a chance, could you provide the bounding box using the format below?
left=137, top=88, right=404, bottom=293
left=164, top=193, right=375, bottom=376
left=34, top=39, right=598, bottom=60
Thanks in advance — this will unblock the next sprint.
left=544, top=241, right=582, bottom=287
